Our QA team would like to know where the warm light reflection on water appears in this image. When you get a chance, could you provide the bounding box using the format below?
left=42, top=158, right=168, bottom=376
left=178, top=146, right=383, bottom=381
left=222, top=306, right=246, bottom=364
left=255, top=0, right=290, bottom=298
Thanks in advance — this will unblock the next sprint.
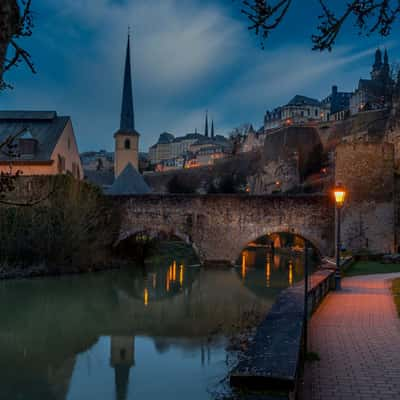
left=266, top=261, right=271, bottom=288
left=289, top=261, right=293, bottom=286
left=0, top=241, right=316, bottom=400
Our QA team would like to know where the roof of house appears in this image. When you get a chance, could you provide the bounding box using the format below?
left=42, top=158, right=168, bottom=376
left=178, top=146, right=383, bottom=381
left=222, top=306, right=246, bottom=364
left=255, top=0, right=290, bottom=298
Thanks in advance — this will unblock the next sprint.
left=287, top=95, right=321, bottom=107
left=107, top=163, right=151, bottom=195
left=0, top=111, right=70, bottom=161
left=157, top=132, right=175, bottom=144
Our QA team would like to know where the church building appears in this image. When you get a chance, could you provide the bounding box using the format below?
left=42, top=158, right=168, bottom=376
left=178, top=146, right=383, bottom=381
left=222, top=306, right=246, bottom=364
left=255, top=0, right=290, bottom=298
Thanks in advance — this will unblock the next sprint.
left=107, top=33, right=150, bottom=195
left=350, top=49, right=394, bottom=115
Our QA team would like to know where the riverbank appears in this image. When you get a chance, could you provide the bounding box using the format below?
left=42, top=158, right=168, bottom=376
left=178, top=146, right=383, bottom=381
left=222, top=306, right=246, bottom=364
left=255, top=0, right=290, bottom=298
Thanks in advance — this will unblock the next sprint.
left=345, top=260, right=400, bottom=276
left=0, top=260, right=127, bottom=280
left=0, top=240, right=200, bottom=281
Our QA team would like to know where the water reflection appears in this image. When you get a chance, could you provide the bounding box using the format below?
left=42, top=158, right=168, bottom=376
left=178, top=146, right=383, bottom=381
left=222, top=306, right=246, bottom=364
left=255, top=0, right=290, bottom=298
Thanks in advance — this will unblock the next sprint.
left=0, top=243, right=313, bottom=400
left=111, top=336, right=135, bottom=400
left=237, top=245, right=315, bottom=298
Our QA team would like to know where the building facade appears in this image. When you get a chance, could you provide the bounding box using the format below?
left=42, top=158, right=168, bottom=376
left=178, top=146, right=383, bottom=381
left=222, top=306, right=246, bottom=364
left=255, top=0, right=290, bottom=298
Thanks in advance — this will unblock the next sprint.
left=264, top=95, right=329, bottom=131
left=0, top=111, right=83, bottom=179
left=321, top=85, right=352, bottom=116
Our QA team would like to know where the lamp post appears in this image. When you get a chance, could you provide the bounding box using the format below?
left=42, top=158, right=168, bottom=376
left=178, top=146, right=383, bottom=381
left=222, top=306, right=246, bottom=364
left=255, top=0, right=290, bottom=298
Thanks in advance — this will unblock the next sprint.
left=333, top=183, right=346, bottom=290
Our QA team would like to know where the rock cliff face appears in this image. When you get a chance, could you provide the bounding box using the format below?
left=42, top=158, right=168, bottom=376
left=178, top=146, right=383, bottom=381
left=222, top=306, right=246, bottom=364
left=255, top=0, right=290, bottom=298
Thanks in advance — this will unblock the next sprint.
left=145, top=127, right=326, bottom=195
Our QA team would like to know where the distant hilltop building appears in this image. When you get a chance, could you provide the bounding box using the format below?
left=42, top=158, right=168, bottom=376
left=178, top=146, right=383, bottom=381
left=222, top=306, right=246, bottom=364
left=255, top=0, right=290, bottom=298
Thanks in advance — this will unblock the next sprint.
left=263, top=50, right=393, bottom=132
left=0, top=111, right=83, bottom=179
left=264, top=95, right=330, bottom=131
left=350, top=48, right=394, bottom=114
left=148, top=113, right=231, bottom=171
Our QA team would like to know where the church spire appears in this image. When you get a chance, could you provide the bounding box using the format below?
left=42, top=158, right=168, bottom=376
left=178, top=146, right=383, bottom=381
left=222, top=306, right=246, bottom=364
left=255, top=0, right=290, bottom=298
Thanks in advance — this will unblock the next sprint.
left=211, top=119, right=215, bottom=139
left=384, top=48, right=389, bottom=65
left=204, top=111, right=209, bottom=137
left=120, top=30, right=135, bottom=132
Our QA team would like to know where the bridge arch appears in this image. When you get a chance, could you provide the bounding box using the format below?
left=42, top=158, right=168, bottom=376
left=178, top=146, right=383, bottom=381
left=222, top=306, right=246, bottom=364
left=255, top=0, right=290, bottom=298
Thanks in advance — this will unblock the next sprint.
left=234, top=230, right=322, bottom=265
left=115, top=227, right=201, bottom=261
left=113, top=194, right=334, bottom=265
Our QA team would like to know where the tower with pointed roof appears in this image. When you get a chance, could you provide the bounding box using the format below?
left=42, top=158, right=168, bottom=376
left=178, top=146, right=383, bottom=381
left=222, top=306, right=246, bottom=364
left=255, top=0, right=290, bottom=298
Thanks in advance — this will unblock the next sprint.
left=211, top=119, right=215, bottom=139
left=204, top=111, right=209, bottom=137
left=114, top=32, right=140, bottom=178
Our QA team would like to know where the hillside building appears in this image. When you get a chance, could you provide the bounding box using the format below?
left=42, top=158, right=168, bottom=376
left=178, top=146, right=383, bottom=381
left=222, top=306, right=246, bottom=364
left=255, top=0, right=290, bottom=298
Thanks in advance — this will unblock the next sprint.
left=148, top=116, right=230, bottom=170
left=264, top=95, right=329, bottom=131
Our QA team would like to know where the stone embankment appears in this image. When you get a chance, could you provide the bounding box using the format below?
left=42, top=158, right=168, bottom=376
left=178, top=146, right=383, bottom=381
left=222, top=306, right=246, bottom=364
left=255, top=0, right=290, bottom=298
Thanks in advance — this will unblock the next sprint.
left=230, top=264, right=335, bottom=399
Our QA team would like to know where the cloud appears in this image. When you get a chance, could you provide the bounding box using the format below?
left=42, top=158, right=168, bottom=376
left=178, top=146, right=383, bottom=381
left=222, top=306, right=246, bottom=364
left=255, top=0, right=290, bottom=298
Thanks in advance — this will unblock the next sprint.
left=3, top=0, right=398, bottom=151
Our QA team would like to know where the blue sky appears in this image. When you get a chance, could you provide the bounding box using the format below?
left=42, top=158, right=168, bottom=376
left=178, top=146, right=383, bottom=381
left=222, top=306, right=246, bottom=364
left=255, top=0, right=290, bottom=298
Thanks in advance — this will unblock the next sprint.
left=2, top=0, right=400, bottom=152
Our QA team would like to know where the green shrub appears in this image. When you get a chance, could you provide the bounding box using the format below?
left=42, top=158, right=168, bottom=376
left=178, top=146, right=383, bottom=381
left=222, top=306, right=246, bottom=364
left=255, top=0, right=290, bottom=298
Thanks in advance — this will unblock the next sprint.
left=0, top=175, right=119, bottom=269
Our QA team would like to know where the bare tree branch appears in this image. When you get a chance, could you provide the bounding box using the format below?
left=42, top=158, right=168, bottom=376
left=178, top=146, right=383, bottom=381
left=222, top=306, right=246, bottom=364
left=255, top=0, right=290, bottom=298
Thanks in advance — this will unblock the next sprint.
left=0, top=0, right=34, bottom=90
left=240, top=0, right=400, bottom=51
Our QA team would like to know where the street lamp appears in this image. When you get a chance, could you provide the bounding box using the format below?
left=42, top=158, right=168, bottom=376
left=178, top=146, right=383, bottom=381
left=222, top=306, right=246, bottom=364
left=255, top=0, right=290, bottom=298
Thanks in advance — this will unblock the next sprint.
left=333, top=183, right=346, bottom=290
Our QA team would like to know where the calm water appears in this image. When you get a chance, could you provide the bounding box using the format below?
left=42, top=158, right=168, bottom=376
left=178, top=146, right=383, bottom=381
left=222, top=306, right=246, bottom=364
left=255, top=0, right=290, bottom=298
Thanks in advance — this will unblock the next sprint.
left=0, top=245, right=311, bottom=400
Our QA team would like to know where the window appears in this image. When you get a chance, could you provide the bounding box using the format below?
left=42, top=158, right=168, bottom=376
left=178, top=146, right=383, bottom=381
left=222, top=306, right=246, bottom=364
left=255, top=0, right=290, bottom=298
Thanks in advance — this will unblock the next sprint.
left=57, top=154, right=66, bottom=173
left=124, top=139, right=131, bottom=149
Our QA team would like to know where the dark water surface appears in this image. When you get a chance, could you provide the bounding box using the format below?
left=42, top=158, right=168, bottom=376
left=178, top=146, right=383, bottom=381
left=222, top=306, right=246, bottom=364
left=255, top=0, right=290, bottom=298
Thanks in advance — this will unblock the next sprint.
left=0, top=245, right=311, bottom=400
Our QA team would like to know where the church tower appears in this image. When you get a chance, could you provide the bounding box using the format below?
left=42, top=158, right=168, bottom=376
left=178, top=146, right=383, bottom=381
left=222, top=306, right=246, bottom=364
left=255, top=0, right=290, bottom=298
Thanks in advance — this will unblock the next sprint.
left=371, top=48, right=383, bottom=81
left=114, top=32, right=140, bottom=177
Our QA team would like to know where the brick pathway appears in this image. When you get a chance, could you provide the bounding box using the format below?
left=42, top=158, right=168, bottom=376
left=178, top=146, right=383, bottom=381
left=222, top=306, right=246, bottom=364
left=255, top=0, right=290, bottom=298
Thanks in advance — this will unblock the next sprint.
left=302, top=273, right=400, bottom=400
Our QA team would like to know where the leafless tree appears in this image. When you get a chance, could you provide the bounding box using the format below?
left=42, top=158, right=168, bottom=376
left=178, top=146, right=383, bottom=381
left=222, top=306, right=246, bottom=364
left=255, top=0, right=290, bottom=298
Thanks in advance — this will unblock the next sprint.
left=0, top=0, right=34, bottom=90
left=240, top=0, right=400, bottom=50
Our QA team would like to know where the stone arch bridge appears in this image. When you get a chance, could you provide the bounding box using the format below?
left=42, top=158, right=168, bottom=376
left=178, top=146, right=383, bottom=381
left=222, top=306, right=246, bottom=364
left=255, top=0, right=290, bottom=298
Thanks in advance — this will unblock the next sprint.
left=112, top=194, right=335, bottom=265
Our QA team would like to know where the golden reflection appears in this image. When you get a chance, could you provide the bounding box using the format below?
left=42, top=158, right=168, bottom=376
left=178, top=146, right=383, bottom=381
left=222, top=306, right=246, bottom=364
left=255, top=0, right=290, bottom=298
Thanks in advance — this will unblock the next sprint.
left=144, top=288, right=149, bottom=306
left=173, top=261, right=177, bottom=281
left=266, top=261, right=271, bottom=288
left=179, top=264, right=184, bottom=287
left=288, top=260, right=293, bottom=286
left=241, top=252, right=247, bottom=280
left=274, top=253, right=281, bottom=269
left=166, top=266, right=171, bottom=292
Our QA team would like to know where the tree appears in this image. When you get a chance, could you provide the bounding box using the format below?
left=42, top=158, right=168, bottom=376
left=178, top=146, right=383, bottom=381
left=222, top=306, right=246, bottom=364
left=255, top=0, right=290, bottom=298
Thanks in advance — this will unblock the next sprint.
left=0, top=0, right=34, bottom=90
left=240, top=0, right=400, bottom=51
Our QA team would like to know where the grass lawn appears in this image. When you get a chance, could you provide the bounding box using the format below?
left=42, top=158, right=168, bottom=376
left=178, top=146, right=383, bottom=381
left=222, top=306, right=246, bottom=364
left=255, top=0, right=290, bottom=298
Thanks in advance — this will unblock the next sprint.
left=345, top=261, right=400, bottom=277
left=392, top=278, right=400, bottom=317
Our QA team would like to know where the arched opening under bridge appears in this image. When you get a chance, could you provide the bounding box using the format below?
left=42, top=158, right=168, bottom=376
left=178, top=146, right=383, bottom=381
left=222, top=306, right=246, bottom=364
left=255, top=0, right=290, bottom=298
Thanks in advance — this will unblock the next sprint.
left=236, top=232, right=320, bottom=298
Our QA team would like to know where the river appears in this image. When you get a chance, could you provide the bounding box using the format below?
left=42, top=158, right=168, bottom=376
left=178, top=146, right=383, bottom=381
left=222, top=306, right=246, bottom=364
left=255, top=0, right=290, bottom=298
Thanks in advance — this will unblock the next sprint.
left=0, top=242, right=313, bottom=400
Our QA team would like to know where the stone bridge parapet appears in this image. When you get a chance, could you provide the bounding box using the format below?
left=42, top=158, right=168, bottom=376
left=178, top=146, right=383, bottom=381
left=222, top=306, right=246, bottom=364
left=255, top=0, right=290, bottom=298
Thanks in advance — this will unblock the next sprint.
left=111, top=194, right=334, bottom=264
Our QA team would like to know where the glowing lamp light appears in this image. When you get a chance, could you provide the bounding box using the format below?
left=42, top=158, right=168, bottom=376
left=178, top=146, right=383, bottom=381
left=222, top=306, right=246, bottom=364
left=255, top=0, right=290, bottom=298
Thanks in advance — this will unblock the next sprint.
left=333, top=183, right=346, bottom=208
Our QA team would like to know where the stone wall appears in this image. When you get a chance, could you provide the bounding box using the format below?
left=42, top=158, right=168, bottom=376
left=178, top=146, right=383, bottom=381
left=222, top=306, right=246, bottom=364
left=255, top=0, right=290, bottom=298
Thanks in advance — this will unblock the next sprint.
left=335, top=142, right=395, bottom=253
left=113, top=194, right=335, bottom=264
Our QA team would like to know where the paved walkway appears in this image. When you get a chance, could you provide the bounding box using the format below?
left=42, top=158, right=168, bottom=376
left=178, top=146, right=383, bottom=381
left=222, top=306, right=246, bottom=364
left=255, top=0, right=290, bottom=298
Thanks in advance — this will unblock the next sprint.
left=302, top=273, right=400, bottom=400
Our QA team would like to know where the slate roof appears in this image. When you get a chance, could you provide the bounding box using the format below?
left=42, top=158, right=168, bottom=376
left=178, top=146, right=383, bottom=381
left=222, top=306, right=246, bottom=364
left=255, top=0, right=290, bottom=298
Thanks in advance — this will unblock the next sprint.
left=157, top=132, right=175, bottom=144
left=358, top=79, right=386, bottom=98
left=287, top=95, right=321, bottom=107
left=0, top=111, right=69, bottom=161
left=84, top=169, right=115, bottom=188
left=107, top=163, right=151, bottom=195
